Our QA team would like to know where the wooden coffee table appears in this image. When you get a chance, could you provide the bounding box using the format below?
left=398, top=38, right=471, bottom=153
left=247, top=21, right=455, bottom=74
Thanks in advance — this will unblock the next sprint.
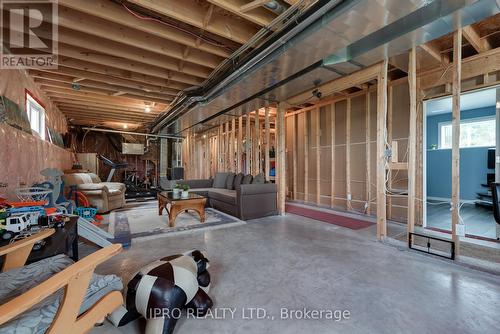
left=158, top=191, right=207, bottom=227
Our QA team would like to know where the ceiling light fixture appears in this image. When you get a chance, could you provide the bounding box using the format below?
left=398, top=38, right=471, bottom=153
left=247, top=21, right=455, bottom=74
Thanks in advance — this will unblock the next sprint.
left=145, top=107, right=151, bottom=113
left=123, top=124, right=128, bottom=129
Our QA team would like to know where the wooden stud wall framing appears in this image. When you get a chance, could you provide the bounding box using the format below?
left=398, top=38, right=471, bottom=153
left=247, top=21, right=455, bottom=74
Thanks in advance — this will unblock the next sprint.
left=246, top=114, right=251, bottom=174
left=315, top=108, right=321, bottom=205
left=237, top=116, right=243, bottom=173
left=407, top=48, right=417, bottom=235
left=376, top=60, right=388, bottom=240
left=277, top=102, right=286, bottom=214
left=346, top=99, right=352, bottom=211
left=230, top=118, right=236, bottom=172
left=253, top=110, right=260, bottom=175
left=365, top=91, right=372, bottom=215
left=304, top=111, right=309, bottom=202
left=265, top=105, right=271, bottom=181
left=451, top=29, right=462, bottom=252
left=387, top=86, right=393, bottom=220
left=292, top=114, right=298, bottom=200
left=331, top=103, right=336, bottom=208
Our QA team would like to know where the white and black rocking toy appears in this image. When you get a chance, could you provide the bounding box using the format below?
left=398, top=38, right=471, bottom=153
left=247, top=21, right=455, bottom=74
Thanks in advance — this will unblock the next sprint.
left=109, top=250, right=212, bottom=334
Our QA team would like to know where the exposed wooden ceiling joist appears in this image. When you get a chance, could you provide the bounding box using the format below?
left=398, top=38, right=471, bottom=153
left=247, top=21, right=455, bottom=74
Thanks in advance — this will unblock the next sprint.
left=30, top=70, right=177, bottom=98
left=419, top=42, right=449, bottom=65
left=58, top=0, right=231, bottom=58
left=55, top=30, right=211, bottom=79
left=36, top=79, right=173, bottom=105
left=207, top=0, right=276, bottom=26
left=127, top=0, right=259, bottom=44
left=240, top=0, right=270, bottom=13
left=31, top=67, right=177, bottom=95
left=57, top=45, right=203, bottom=86
left=45, top=90, right=172, bottom=107
left=462, top=25, right=492, bottom=53
left=60, top=108, right=158, bottom=119
left=58, top=7, right=225, bottom=69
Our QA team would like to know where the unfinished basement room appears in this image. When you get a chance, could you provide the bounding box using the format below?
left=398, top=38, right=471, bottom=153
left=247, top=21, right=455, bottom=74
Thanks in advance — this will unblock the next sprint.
left=0, top=0, right=499, bottom=333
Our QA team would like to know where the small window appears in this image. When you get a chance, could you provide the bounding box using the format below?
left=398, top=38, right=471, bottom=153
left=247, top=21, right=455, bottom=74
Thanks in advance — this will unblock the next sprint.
left=26, top=92, right=46, bottom=140
left=439, top=116, right=496, bottom=149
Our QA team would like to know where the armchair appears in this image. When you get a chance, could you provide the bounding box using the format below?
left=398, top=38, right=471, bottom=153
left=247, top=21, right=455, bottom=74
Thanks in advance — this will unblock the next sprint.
left=63, top=173, right=126, bottom=213
left=0, top=229, right=123, bottom=333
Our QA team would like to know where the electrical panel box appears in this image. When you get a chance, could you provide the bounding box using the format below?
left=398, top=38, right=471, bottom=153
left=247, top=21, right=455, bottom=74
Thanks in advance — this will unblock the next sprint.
left=122, top=143, right=144, bottom=155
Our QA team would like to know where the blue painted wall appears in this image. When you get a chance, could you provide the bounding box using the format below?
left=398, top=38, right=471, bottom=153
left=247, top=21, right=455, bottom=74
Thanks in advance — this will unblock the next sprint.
left=426, top=106, right=495, bottom=200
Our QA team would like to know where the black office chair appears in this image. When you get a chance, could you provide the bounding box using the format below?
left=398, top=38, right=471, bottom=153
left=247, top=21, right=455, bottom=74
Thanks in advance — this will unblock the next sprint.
left=491, top=182, right=500, bottom=240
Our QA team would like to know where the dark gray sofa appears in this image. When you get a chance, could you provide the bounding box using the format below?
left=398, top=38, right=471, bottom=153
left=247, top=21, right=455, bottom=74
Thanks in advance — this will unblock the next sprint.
left=178, top=172, right=278, bottom=220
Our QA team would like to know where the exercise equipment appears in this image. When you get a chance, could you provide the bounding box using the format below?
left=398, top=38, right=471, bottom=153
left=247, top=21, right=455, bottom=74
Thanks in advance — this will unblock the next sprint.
left=97, top=154, right=128, bottom=182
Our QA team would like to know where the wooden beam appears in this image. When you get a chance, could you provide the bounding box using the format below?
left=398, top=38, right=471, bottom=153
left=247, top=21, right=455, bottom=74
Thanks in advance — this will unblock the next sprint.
left=30, top=67, right=178, bottom=95
left=287, top=63, right=382, bottom=106
left=304, top=112, right=309, bottom=202
left=407, top=48, right=417, bottom=235
left=365, top=91, right=371, bottom=215
left=387, top=86, right=393, bottom=219
left=57, top=58, right=190, bottom=91
left=462, top=25, right=491, bottom=53
left=277, top=102, right=286, bottom=214
left=376, top=60, right=388, bottom=240
left=33, top=76, right=174, bottom=101
left=240, top=0, right=269, bottom=12
left=55, top=32, right=211, bottom=79
left=230, top=118, right=236, bottom=172
left=420, top=42, right=449, bottom=64
left=245, top=114, right=251, bottom=174
left=331, top=102, right=336, bottom=208
left=207, top=0, right=275, bottom=26
left=43, top=88, right=170, bottom=106
left=265, top=105, right=271, bottom=181
left=292, top=114, right=297, bottom=200
left=451, top=29, right=462, bottom=252
left=346, top=99, right=352, bottom=211
left=57, top=8, right=223, bottom=69
left=315, top=108, right=321, bottom=206
left=58, top=0, right=230, bottom=58
left=237, top=116, right=243, bottom=173
left=57, top=45, right=203, bottom=86
left=128, top=0, right=258, bottom=44
left=419, top=47, right=500, bottom=90
left=253, top=110, right=260, bottom=174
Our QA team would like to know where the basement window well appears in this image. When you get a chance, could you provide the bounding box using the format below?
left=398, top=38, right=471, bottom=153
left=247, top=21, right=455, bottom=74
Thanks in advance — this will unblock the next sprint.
left=26, top=91, right=46, bottom=140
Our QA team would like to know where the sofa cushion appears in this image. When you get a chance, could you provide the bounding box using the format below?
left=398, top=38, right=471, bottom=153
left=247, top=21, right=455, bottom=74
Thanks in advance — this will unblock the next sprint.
left=252, top=173, right=265, bottom=184
left=213, top=172, right=229, bottom=188
left=208, top=189, right=237, bottom=205
left=225, top=173, right=236, bottom=190
left=242, top=174, right=253, bottom=184
left=233, top=173, right=244, bottom=190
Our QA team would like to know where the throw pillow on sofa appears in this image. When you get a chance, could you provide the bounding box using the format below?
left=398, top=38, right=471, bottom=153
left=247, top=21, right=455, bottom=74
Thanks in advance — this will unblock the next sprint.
left=242, top=174, right=253, bottom=184
left=252, top=173, right=265, bottom=184
left=226, top=173, right=236, bottom=190
left=213, top=172, right=230, bottom=188
left=233, top=173, right=244, bottom=190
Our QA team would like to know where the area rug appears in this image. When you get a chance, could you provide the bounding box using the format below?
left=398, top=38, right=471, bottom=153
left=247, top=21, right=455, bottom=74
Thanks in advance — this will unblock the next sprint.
left=285, top=203, right=375, bottom=230
left=102, top=201, right=245, bottom=245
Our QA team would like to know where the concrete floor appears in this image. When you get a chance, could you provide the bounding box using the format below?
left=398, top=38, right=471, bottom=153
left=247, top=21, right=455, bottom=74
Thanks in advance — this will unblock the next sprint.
left=91, top=213, right=500, bottom=334
left=427, top=202, right=497, bottom=239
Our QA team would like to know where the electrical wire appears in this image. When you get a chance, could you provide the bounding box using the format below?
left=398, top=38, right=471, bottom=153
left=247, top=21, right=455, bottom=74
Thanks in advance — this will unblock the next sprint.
left=120, top=2, right=231, bottom=50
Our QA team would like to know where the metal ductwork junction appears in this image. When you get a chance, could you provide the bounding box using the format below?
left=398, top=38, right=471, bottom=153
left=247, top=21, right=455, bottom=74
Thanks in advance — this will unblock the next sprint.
left=153, top=0, right=500, bottom=136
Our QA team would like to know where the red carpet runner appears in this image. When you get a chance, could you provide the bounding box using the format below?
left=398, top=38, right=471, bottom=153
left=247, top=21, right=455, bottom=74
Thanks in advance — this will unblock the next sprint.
left=285, top=203, right=374, bottom=230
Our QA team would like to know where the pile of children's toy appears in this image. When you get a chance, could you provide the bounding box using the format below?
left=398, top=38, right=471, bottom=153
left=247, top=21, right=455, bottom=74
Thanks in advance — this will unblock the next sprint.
left=0, top=168, right=102, bottom=250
